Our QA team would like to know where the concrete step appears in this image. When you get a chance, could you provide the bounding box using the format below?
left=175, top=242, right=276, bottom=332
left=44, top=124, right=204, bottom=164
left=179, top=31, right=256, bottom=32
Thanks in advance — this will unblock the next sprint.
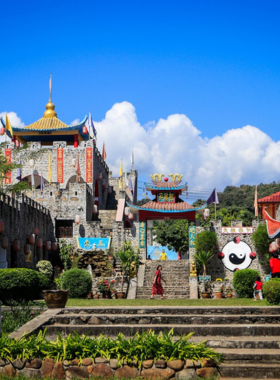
left=44, top=323, right=280, bottom=338
left=191, top=336, right=280, bottom=349
left=219, top=363, right=280, bottom=378
left=216, top=348, right=280, bottom=363
left=52, top=314, right=280, bottom=326
left=59, top=306, right=280, bottom=316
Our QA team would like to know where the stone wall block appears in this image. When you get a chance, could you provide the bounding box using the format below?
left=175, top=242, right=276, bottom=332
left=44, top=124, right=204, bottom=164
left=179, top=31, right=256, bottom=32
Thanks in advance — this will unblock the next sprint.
left=41, top=358, right=54, bottom=377
left=196, top=367, right=217, bottom=378
left=26, top=358, right=42, bottom=369
left=115, top=365, right=139, bottom=378
left=52, top=361, right=65, bottom=379
left=141, top=368, right=175, bottom=379
left=90, top=363, right=113, bottom=378
left=167, top=360, right=184, bottom=371
left=66, top=365, right=89, bottom=379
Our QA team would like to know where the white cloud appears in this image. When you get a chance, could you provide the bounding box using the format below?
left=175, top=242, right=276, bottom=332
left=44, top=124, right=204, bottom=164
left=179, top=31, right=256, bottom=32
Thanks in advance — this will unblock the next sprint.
left=95, top=101, right=280, bottom=190
left=70, top=118, right=80, bottom=126
left=2, top=105, right=280, bottom=192
left=0, top=111, right=25, bottom=143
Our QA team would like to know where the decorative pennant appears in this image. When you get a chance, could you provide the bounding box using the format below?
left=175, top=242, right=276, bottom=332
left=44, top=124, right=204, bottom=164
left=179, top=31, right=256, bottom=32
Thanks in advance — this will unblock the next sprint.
left=57, top=148, right=64, bottom=183
left=4, top=149, right=11, bottom=184
left=86, top=148, right=93, bottom=183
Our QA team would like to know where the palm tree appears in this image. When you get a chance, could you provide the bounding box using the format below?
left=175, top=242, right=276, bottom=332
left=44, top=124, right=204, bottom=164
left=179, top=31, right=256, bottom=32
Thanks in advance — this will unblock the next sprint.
left=194, top=250, right=214, bottom=292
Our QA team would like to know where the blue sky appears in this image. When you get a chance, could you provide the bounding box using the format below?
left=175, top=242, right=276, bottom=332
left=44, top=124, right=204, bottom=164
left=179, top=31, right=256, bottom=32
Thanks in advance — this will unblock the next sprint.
left=1, top=0, right=280, bottom=196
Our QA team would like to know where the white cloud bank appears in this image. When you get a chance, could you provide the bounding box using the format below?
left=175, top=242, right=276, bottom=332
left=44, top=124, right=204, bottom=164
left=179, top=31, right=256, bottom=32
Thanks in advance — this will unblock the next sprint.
left=2, top=103, right=280, bottom=190
left=0, top=111, right=25, bottom=143
left=94, top=101, right=280, bottom=190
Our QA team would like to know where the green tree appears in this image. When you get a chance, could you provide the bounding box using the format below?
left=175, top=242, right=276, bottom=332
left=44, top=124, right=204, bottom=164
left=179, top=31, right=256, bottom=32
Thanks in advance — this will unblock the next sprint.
left=252, top=224, right=272, bottom=267
left=153, top=220, right=189, bottom=253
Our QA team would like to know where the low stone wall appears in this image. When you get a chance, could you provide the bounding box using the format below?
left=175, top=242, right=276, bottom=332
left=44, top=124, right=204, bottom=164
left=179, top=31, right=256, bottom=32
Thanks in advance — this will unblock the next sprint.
left=0, top=357, right=218, bottom=379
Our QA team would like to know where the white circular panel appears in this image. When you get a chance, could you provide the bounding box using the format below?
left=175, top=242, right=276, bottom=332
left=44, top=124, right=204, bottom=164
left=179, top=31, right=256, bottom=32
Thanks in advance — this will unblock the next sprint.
left=221, top=240, right=253, bottom=272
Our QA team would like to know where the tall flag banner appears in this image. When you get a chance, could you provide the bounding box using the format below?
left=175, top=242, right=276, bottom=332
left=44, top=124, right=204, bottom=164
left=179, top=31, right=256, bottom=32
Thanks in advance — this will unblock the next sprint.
left=119, top=159, right=123, bottom=189
left=16, top=155, right=22, bottom=181
left=86, top=148, right=93, bottom=183
left=48, top=152, right=52, bottom=183
left=75, top=153, right=81, bottom=182
left=88, top=112, right=97, bottom=141
left=57, top=148, right=64, bottom=183
left=207, top=188, right=219, bottom=205
left=102, top=142, right=106, bottom=161
left=130, top=178, right=134, bottom=196
left=40, top=172, right=45, bottom=198
left=254, top=185, right=258, bottom=217
left=4, top=149, right=11, bottom=184
left=5, top=114, right=13, bottom=138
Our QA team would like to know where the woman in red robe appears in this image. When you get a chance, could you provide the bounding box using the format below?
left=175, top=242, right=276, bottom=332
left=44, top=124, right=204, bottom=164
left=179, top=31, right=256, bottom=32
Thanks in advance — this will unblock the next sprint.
left=151, top=265, right=166, bottom=299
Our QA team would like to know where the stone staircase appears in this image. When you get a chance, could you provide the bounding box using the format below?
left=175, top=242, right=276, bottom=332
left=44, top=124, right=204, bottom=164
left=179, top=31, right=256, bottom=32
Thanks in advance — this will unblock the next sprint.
left=40, top=306, right=280, bottom=378
left=136, top=260, right=190, bottom=299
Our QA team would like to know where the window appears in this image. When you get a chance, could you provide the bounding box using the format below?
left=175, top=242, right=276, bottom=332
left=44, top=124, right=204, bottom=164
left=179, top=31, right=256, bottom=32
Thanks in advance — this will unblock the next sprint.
left=55, top=220, right=73, bottom=238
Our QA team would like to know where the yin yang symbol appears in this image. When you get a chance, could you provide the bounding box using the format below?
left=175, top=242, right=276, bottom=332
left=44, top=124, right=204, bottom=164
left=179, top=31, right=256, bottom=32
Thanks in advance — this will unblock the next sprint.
left=218, top=239, right=255, bottom=272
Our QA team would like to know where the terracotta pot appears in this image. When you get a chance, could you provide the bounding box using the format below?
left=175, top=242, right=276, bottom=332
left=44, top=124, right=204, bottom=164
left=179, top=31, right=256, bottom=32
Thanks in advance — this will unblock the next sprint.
left=117, top=292, right=125, bottom=299
left=94, top=294, right=99, bottom=299
left=108, top=255, right=113, bottom=260
left=215, top=292, right=223, bottom=299
left=43, top=290, right=69, bottom=308
left=102, top=290, right=112, bottom=299
left=200, top=292, right=211, bottom=299
left=226, top=293, right=233, bottom=298
left=87, top=292, right=93, bottom=299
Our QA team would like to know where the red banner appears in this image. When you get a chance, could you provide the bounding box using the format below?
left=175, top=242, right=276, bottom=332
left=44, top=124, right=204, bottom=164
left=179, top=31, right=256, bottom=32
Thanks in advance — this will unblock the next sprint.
left=86, top=148, right=93, bottom=183
left=5, top=149, right=11, bottom=184
left=57, top=148, right=64, bottom=183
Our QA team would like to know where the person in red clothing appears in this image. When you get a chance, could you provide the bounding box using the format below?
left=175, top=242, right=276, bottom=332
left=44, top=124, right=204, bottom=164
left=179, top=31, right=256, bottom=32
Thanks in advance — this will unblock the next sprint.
left=150, top=265, right=166, bottom=299
left=253, top=276, right=263, bottom=300
left=269, top=252, right=280, bottom=278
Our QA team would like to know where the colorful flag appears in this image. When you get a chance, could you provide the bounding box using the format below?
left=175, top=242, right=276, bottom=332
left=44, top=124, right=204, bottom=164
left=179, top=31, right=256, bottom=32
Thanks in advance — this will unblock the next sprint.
left=119, top=159, right=123, bottom=189
left=5, top=114, right=13, bottom=138
left=102, top=142, right=106, bottom=161
left=207, top=188, right=219, bottom=205
left=75, top=153, right=81, bottom=182
left=16, top=155, right=22, bottom=181
left=48, top=151, right=52, bottom=183
left=40, top=172, right=45, bottom=198
left=254, top=185, right=258, bottom=217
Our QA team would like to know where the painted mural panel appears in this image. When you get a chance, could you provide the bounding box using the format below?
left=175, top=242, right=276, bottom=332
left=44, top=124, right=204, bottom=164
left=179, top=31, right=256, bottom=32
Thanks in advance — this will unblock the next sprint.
left=147, top=245, right=177, bottom=260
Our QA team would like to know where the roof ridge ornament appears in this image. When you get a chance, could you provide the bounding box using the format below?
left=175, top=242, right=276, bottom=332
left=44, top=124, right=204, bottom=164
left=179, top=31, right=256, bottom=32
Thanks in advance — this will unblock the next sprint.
left=43, top=74, right=57, bottom=118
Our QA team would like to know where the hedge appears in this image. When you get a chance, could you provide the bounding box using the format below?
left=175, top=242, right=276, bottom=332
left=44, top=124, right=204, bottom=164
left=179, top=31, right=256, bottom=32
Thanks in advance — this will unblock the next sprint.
left=59, top=269, right=92, bottom=298
left=233, top=269, right=260, bottom=298
left=263, top=278, right=280, bottom=305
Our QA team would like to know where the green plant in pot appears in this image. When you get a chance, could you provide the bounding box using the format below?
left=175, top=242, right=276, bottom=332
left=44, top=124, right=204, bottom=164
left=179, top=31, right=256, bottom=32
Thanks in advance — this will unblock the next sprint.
left=194, top=250, right=215, bottom=296
left=43, top=276, right=69, bottom=309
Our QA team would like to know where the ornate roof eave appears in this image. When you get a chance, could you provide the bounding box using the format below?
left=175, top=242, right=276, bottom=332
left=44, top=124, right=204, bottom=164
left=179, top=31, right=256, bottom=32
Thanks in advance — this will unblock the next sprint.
left=127, top=201, right=207, bottom=213
left=1, top=116, right=89, bottom=141
left=144, top=181, right=188, bottom=191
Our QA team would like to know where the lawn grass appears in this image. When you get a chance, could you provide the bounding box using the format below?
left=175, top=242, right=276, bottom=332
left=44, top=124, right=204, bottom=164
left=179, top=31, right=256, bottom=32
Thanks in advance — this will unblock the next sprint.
left=66, top=298, right=270, bottom=307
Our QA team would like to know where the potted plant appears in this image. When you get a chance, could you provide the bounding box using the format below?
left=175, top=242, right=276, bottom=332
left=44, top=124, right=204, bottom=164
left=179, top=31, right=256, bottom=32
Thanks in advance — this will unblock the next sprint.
left=215, top=285, right=224, bottom=299
left=43, top=277, right=69, bottom=309
left=97, top=279, right=111, bottom=299
left=226, top=287, right=233, bottom=298
left=201, top=281, right=212, bottom=298
left=194, top=250, right=215, bottom=298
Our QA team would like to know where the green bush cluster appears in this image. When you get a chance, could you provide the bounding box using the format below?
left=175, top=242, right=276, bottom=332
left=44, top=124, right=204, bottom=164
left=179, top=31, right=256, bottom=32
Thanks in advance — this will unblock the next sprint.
left=232, top=269, right=260, bottom=298
left=0, top=268, right=44, bottom=304
left=59, top=269, right=92, bottom=298
left=0, top=330, right=220, bottom=365
left=263, top=278, right=280, bottom=305
left=36, top=260, right=53, bottom=285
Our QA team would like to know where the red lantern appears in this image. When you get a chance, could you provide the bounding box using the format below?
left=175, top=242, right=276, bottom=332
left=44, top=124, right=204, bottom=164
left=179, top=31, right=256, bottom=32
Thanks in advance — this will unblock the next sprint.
left=93, top=205, right=98, bottom=214
left=276, top=238, right=280, bottom=248
left=35, top=227, right=40, bottom=236
left=36, top=237, right=43, bottom=249
left=82, top=126, right=88, bottom=134
left=0, top=128, right=5, bottom=135
left=15, top=140, right=20, bottom=148
left=45, top=241, right=51, bottom=251
left=125, top=207, right=130, bottom=216
left=52, top=242, right=58, bottom=251
left=128, top=213, right=134, bottom=220
left=1, top=236, right=8, bottom=249
left=12, top=239, right=20, bottom=252
left=29, top=234, right=35, bottom=245
left=0, top=221, right=4, bottom=234
left=24, top=244, right=31, bottom=255
left=269, top=243, right=274, bottom=253
left=271, top=241, right=277, bottom=252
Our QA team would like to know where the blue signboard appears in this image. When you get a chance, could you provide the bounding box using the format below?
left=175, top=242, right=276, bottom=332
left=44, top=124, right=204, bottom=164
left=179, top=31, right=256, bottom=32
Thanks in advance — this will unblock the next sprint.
left=147, top=245, right=177, bottom=260
left=77, top=237, right=111, bottom=250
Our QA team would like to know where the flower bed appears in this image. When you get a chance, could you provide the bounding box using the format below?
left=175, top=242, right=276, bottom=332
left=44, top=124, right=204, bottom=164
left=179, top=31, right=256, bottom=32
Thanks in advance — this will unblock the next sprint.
left=0, top=330, right=220, bottom=379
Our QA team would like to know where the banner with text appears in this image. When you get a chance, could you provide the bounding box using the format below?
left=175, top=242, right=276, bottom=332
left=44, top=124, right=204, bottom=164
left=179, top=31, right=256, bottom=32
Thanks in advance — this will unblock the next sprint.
left=86, top=148, right=93, bottom=183
left=57, top=148, right=64, bottom=183
left=4, top=149, right=11, bottom=184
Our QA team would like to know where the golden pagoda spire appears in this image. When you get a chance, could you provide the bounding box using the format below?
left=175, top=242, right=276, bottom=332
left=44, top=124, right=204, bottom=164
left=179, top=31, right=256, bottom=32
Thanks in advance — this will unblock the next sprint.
left=43, top=73, right=57, bottom=118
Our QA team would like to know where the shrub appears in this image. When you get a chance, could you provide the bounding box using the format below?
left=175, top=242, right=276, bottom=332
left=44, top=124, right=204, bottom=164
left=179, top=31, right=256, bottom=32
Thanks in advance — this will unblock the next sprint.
left=0, top=268, right=40, bottom=304
left=36, top=260, right=53, bottom=280
left=59, top=239, right=75, bottom=270
left=233, top=269, right=260, bottom=298
left=59, top=269, right=92, bottom=298
left=195, top=231, right=217, bottom=254
left=263, top=278, right=280, bottom=305
left=252, top=224, right=272, bottom=266
left=37, top=272, right=50, bottom=290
